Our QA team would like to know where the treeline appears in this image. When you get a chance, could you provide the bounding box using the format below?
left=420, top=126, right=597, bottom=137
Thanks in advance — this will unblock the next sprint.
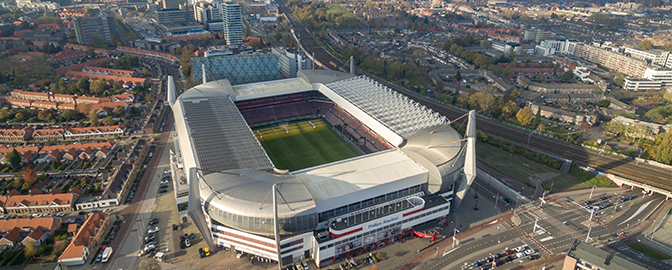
left=339, top=46, right=431, bottom=87
left=288, top=0, right=361, bottom=31
left=443, top=36, right=513, bottom=75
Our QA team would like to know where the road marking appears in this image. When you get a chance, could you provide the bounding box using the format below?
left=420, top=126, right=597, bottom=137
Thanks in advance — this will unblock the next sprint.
left=443, top=247, right=459, bottom=257
left=540, top=236, right=554, bottom=242
left=617, top=199, right=654, bottom=226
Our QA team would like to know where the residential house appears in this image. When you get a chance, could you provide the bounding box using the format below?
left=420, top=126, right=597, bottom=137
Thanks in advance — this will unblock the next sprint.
left=0, top=227, right=22, bottom=247
left=64, top=125, right=125, bottom=140
left=21, top=226, right=50, bottom=247
left=31, top=128, right=65, bottom=141
left=58, top=212, right=109, bottom=266
left=3, top=189, right=80, bottom=214
left=530, top=103, right=599, bottom=126
left=0, top=217, right=62, bottom=236
left=0, top=127, right=33, bottom=143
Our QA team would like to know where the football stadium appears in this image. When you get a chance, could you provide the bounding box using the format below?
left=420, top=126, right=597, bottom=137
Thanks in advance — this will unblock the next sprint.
left=167, top=70, right=476, bottom=268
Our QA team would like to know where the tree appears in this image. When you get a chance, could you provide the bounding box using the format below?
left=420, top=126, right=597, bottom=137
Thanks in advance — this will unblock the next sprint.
left=142, top=68, right=150, bottom=77
left=90, top=79, right=107, bottom=95
left=273, top=32, right=283, bottom=41
left=249, top=39, right=263, bottom=50
left=501, top=100, right=517, bottom=120
left=651, top=132, right=672, bottom=164
left=38, top=109, right=56, bottom=122
left=61, top=109, right=79, bottom=121
left=102, top=116, right=116, bottom=126
left=550, top=13, right=558, bottom=19
left=561, top=70, right=574, bottom=82
left=454, top=71, right=462, bottom=81
left=23, top=168, right=37, bottom=184
left=638, top=39, right=654, bottom=51
left=89, top=110, right=99, bottom=126
left=516, top=107, right=534, bottom=126
left=597, top=99, right=611, bottom=107
left=6, top=149, right=21, bottom=168
left=480, top=39, right=492, bottom=48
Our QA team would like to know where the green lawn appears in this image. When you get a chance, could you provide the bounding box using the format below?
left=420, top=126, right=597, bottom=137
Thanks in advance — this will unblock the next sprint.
left=254, top=119, right=361, bottom=171
left=629, top=243, right=671, bottom=261
left=476, top=143, right=616, bottom=193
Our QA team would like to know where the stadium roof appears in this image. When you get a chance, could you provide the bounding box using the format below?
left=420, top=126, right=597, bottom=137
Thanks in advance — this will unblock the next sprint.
left=325, top=76, right=448, bottom=135
left=178, top=81, right=271, bottom=172
left=294, top=149, right=427, bottom=203
left=232, top=78, right=312, bottom=100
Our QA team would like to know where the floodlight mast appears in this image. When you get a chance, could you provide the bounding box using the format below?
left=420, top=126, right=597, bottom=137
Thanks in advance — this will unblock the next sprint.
left=273, top=184, right=282, bottom=270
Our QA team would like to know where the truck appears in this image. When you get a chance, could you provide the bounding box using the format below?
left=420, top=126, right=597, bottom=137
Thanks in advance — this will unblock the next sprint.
left=101, top=246, right=113, bottom=263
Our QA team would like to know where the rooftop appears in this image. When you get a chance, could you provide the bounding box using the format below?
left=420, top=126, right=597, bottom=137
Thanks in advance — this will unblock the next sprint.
left=566, top=239, right=648, bottom=270
left=325, top=76, right=448, bottom=135
left=294, top=149, right=427, bottom=203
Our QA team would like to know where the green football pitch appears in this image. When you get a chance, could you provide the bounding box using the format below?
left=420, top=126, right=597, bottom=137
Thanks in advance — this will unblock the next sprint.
left=253, top=119, right=361, bottom=171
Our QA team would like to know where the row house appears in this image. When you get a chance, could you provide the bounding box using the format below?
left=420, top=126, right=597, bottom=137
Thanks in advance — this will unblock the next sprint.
left=81, top=66, right=137, bottom=77
left=0, top=127, right=33, bottom=143
left=2, top=189, right=80, bottom=214
left=22, top=226, right=50, bottom=247
left=32, top=128, right=65, bottom=141
left=55, top=57, right=111, bottom=75
left=0, top=216, right=62, bottom=246
left=58, top=212, right=109, bottom=266
left=117, top=46, right=178, bottom=63
left=39, top=141, right=115, bottom=162
left=65, top=71, right=147, bottom=87
left=64, top=125, right=126, bottom=140
left=11, top=90, right=133, bottom=105
left=49, top=50, right=87, bottom=64
left=0, top=227, right=22, bottom=247
left=2, top=98, right=76, bottom=111
left=530, top=103, right=599, bottom=126
left=0, top=146, right=39, bottom=164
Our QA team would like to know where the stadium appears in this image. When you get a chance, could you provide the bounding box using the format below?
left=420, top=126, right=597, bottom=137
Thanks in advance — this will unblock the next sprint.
left=167, top=70, right=476, bottom=268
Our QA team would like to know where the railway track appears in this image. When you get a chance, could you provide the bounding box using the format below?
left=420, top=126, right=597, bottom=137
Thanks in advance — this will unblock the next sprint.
left=275, top=0, right=671, bottom=192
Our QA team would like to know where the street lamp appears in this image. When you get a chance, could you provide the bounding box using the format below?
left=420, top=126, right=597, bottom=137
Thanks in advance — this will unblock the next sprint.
left=589, top=186, right=597, bottom=200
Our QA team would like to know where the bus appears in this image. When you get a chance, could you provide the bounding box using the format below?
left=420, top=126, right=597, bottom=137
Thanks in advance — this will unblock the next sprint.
left=101, top=247, right=113, bottom=263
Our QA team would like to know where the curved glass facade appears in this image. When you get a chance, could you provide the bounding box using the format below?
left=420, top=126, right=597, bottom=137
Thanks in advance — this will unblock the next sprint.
left=207, top=203, right=318, bottom=235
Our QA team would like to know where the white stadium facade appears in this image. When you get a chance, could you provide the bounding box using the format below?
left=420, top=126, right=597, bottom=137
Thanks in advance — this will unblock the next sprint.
left=166, top=70, right=476, bottom=268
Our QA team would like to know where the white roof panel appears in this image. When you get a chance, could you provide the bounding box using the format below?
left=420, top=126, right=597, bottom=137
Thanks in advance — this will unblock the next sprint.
left=294, top=150, right=427, bottom=202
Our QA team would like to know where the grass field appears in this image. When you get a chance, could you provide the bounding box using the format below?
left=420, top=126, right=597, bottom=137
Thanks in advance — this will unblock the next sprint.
left=254, top=119, right=361, bottom=171
left=476, top=143, right=616, bottom=193
left=629, top=243, right=671, bottom=261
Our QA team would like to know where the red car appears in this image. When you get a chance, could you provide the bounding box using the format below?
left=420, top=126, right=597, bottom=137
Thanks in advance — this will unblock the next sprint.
left=505, top=250, right=514, bottom=255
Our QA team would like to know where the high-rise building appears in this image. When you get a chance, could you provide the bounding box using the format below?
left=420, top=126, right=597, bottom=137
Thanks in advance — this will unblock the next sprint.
left=161, top=0, right=186, bottom=10
left=73, top=13, right=117, bottom=45
left=222, top=2, right=243, bottom=46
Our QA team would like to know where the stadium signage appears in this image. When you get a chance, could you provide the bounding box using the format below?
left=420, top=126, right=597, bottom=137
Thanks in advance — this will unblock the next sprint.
left=367, top=217, right=399, bottom=229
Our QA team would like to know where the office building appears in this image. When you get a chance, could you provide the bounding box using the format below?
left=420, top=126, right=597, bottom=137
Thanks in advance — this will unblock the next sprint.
left=73, top=13, right=117, bottom=45
left=161, top=0, right=186, bottom=10
left=624, top=68, right=672, bottom=91
left=222, top=2, right=243, bottom=46
left=272, top=47, right=311, bottom=78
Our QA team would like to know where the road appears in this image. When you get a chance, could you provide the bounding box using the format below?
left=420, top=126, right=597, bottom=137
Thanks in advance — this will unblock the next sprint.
left=275, top=0, right=671, bottom=193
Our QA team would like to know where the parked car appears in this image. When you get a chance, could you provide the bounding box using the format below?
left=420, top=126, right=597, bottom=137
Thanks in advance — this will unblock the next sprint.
left=74, top=217, right=84, bottom=222
left=189, top=233, right=195, bottom=240
left=160, top=184, right=168, bottom=189
left=199, top=248, right=206, bottom=258
left=55, top=213, right=65, bottom=217
left=164, top=170, right=171, bottom=175
left=31, top=214, right=42, bottom=218
left=145, top=235, right=155, bottom=242
left=109, top=231, right=116, bottom=240
left=66, top=219, right=75, bottom=223
left=96, top=254, right=102, bottom=262
left=148, top=217, right=159, bottom=225
left=148, top=227, right=159, bottom=234
left=525, top=249, right=535, bottom=255
left=185, top=239, right=191, bottom=247
left=159, top=189, right=167, bottom=193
